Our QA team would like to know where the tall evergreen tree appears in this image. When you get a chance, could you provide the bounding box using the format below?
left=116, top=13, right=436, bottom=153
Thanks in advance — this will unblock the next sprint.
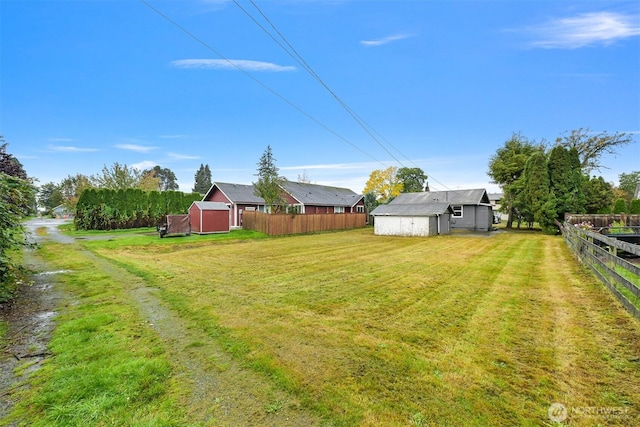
left=253, top=145, right=285, bottom=213
left=548, top=145, right=585, bottom=222
left=523, top=151, right=551, bottom=228
left=192, top=164, right=212, bottom=194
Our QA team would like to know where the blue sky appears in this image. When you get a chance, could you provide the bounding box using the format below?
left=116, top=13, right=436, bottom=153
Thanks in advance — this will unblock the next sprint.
left=1, top=0, right=639, bottom=194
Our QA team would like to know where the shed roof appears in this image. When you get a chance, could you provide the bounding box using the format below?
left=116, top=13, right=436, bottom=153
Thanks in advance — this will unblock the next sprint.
left=191, top=201, right=230, bottom=211
left=389, top=189, right=490, bottom=206
left=371, top=202, right=453, bottom=217
left=281, top=180, right=363, bottom=207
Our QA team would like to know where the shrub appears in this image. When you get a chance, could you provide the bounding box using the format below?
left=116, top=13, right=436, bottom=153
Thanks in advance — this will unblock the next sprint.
left=613, top=198, right=628, bottom=214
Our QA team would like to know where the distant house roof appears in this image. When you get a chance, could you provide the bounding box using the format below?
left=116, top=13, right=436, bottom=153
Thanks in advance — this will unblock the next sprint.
left=190, top=201, right=230, bottom=210
left=488, top=193, right=503, bottom=202
left=203, top=182, right=265, bottom=204
left=371, top=202, right=453, bottom=217
left=392, top=189, right=491, bottom=206
left=203, top=181, right=363, bottom=207
left=280, top=180, right=363, bottom=207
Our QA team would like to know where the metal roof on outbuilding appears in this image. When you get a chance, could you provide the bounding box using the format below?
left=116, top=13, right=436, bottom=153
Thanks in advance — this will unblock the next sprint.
left=371, top=202, right=453, bottom=217
left=389, top=189, right=490, bottom=206
left=190, top=201, right=230, bottom=210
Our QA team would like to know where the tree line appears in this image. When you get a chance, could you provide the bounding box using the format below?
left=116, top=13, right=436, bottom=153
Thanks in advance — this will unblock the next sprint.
left=488, top=129, right=638, bottom=233
left=38, top=162, right=214, bottom=216
left=74, top=188, right=202, bottom=230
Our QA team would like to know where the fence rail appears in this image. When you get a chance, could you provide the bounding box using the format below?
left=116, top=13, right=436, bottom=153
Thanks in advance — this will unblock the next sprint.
left=565, top=214, right=640, bottom=227
left=242, top=211, right=367, bottom=236
left=562, top=222, right=640, bottom=321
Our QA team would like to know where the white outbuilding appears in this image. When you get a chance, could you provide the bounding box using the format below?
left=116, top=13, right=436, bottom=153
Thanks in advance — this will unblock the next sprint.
left=370, top=201, right=453, bottom=236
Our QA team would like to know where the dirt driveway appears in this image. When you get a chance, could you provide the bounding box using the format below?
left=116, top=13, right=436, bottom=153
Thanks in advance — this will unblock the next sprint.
left=0, top=218, right=72, bottom=419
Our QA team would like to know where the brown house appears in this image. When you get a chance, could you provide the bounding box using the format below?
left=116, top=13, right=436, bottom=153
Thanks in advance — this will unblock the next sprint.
left=202, top=181, right=365, bottom=228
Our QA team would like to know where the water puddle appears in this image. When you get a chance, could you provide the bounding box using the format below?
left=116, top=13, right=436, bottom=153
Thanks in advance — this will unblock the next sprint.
left=35, top=270, right=73, bottom=276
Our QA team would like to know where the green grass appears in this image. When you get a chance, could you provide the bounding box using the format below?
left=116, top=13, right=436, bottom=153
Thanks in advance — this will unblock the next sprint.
left=83, top=228, right=639, bottom=426
left=7, top=227, right=640, bottom=426
left=3, top=243, right=189, bottom=427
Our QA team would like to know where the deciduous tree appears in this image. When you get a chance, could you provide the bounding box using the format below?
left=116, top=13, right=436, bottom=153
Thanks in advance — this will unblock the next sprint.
left=618, top=171, right=640, bottom=202
left=397, top=167, right=427, bottom=193
left=363, top=166, right=402, bottom=203
left=487, top=133, right=543, bottom=228
left=0, top=140, right=28, bottom=180
left=38, top=182, right=64, bottom=213
left=150, top=166, right=179, bottom=191
left=556, top=128, right=633, bottom=174
left=91, top=162, right=148, bottom=190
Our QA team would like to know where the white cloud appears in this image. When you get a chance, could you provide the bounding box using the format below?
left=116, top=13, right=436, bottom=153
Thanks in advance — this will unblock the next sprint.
left=48, top=145, right=99, bottom=153
left=168, top=152, right=200, bottom=160
left=523, top=11, right=640, bottom=49
left=131, top=160, right=157, bottom=171
left=172, top=59, right=296, bottom=72
left=360, top=33, right=413, bottom=47
left=281, top=161, right=377, bottom=171
left=115, top=144, right=157, bottom=153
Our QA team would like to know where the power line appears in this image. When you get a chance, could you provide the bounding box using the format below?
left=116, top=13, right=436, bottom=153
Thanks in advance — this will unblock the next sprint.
left=139, top=0, right=387, bottom=167
left=238, top=0, right=405, bottom=166
left=237, top=0, right=451, bottom=190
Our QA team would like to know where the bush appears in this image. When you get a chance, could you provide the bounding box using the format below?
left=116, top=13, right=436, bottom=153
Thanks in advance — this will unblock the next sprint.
left=630, top=199, right=640, bottom=214
left=75, top=189, right=202, bottom=230
left=613, top=198, right=628, bottom=214
left=0, top=173, right=36, bottom=300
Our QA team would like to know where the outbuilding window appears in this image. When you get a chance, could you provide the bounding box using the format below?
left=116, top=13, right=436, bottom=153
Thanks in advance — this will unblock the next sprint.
left=452, top=205, right=463, bottom=218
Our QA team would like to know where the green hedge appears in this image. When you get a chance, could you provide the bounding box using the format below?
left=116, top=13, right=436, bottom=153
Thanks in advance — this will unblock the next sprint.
left=74, top=189, right=201, bottom=230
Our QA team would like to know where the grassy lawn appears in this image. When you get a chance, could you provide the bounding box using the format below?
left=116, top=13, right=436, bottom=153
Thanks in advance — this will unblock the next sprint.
left=6, top=227, right=640, bottom=426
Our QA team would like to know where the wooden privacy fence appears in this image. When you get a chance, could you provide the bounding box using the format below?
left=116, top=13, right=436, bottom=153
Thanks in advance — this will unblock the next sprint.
left=562, top=222, right=640, bottom=321
left=565, top=214, right=640, bottom=227
left=243, top=211, right=367, bottom=236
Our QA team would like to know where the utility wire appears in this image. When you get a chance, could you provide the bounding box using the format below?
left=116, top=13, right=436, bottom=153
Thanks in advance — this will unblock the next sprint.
left=239, top=0, right=405, bottom=166
left=139, top=0, right=387, bottom=167
left=239, top=0, right=451, bottom=190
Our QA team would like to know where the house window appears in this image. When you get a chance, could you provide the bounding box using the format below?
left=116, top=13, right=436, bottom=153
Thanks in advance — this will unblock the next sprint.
left=334, top=206, right=345, bottom=214
left=356, top=205, right=365, bottom=213
left=452, top=205, right=463, bottom=218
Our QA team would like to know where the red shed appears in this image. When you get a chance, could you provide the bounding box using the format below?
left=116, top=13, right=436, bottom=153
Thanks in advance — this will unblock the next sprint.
left=189, top=201, right=230, bottom=234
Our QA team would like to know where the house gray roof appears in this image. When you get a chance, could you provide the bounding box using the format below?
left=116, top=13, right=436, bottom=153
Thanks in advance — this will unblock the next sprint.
left=204, top=182, right=265, bottom=204
left=191, top=201, right=229, bottom=210
left=390, top=189, right=490, bottom=206
left=280, top=180, right=363, bottom=207
left=370, top=202, right=453, bottom=217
